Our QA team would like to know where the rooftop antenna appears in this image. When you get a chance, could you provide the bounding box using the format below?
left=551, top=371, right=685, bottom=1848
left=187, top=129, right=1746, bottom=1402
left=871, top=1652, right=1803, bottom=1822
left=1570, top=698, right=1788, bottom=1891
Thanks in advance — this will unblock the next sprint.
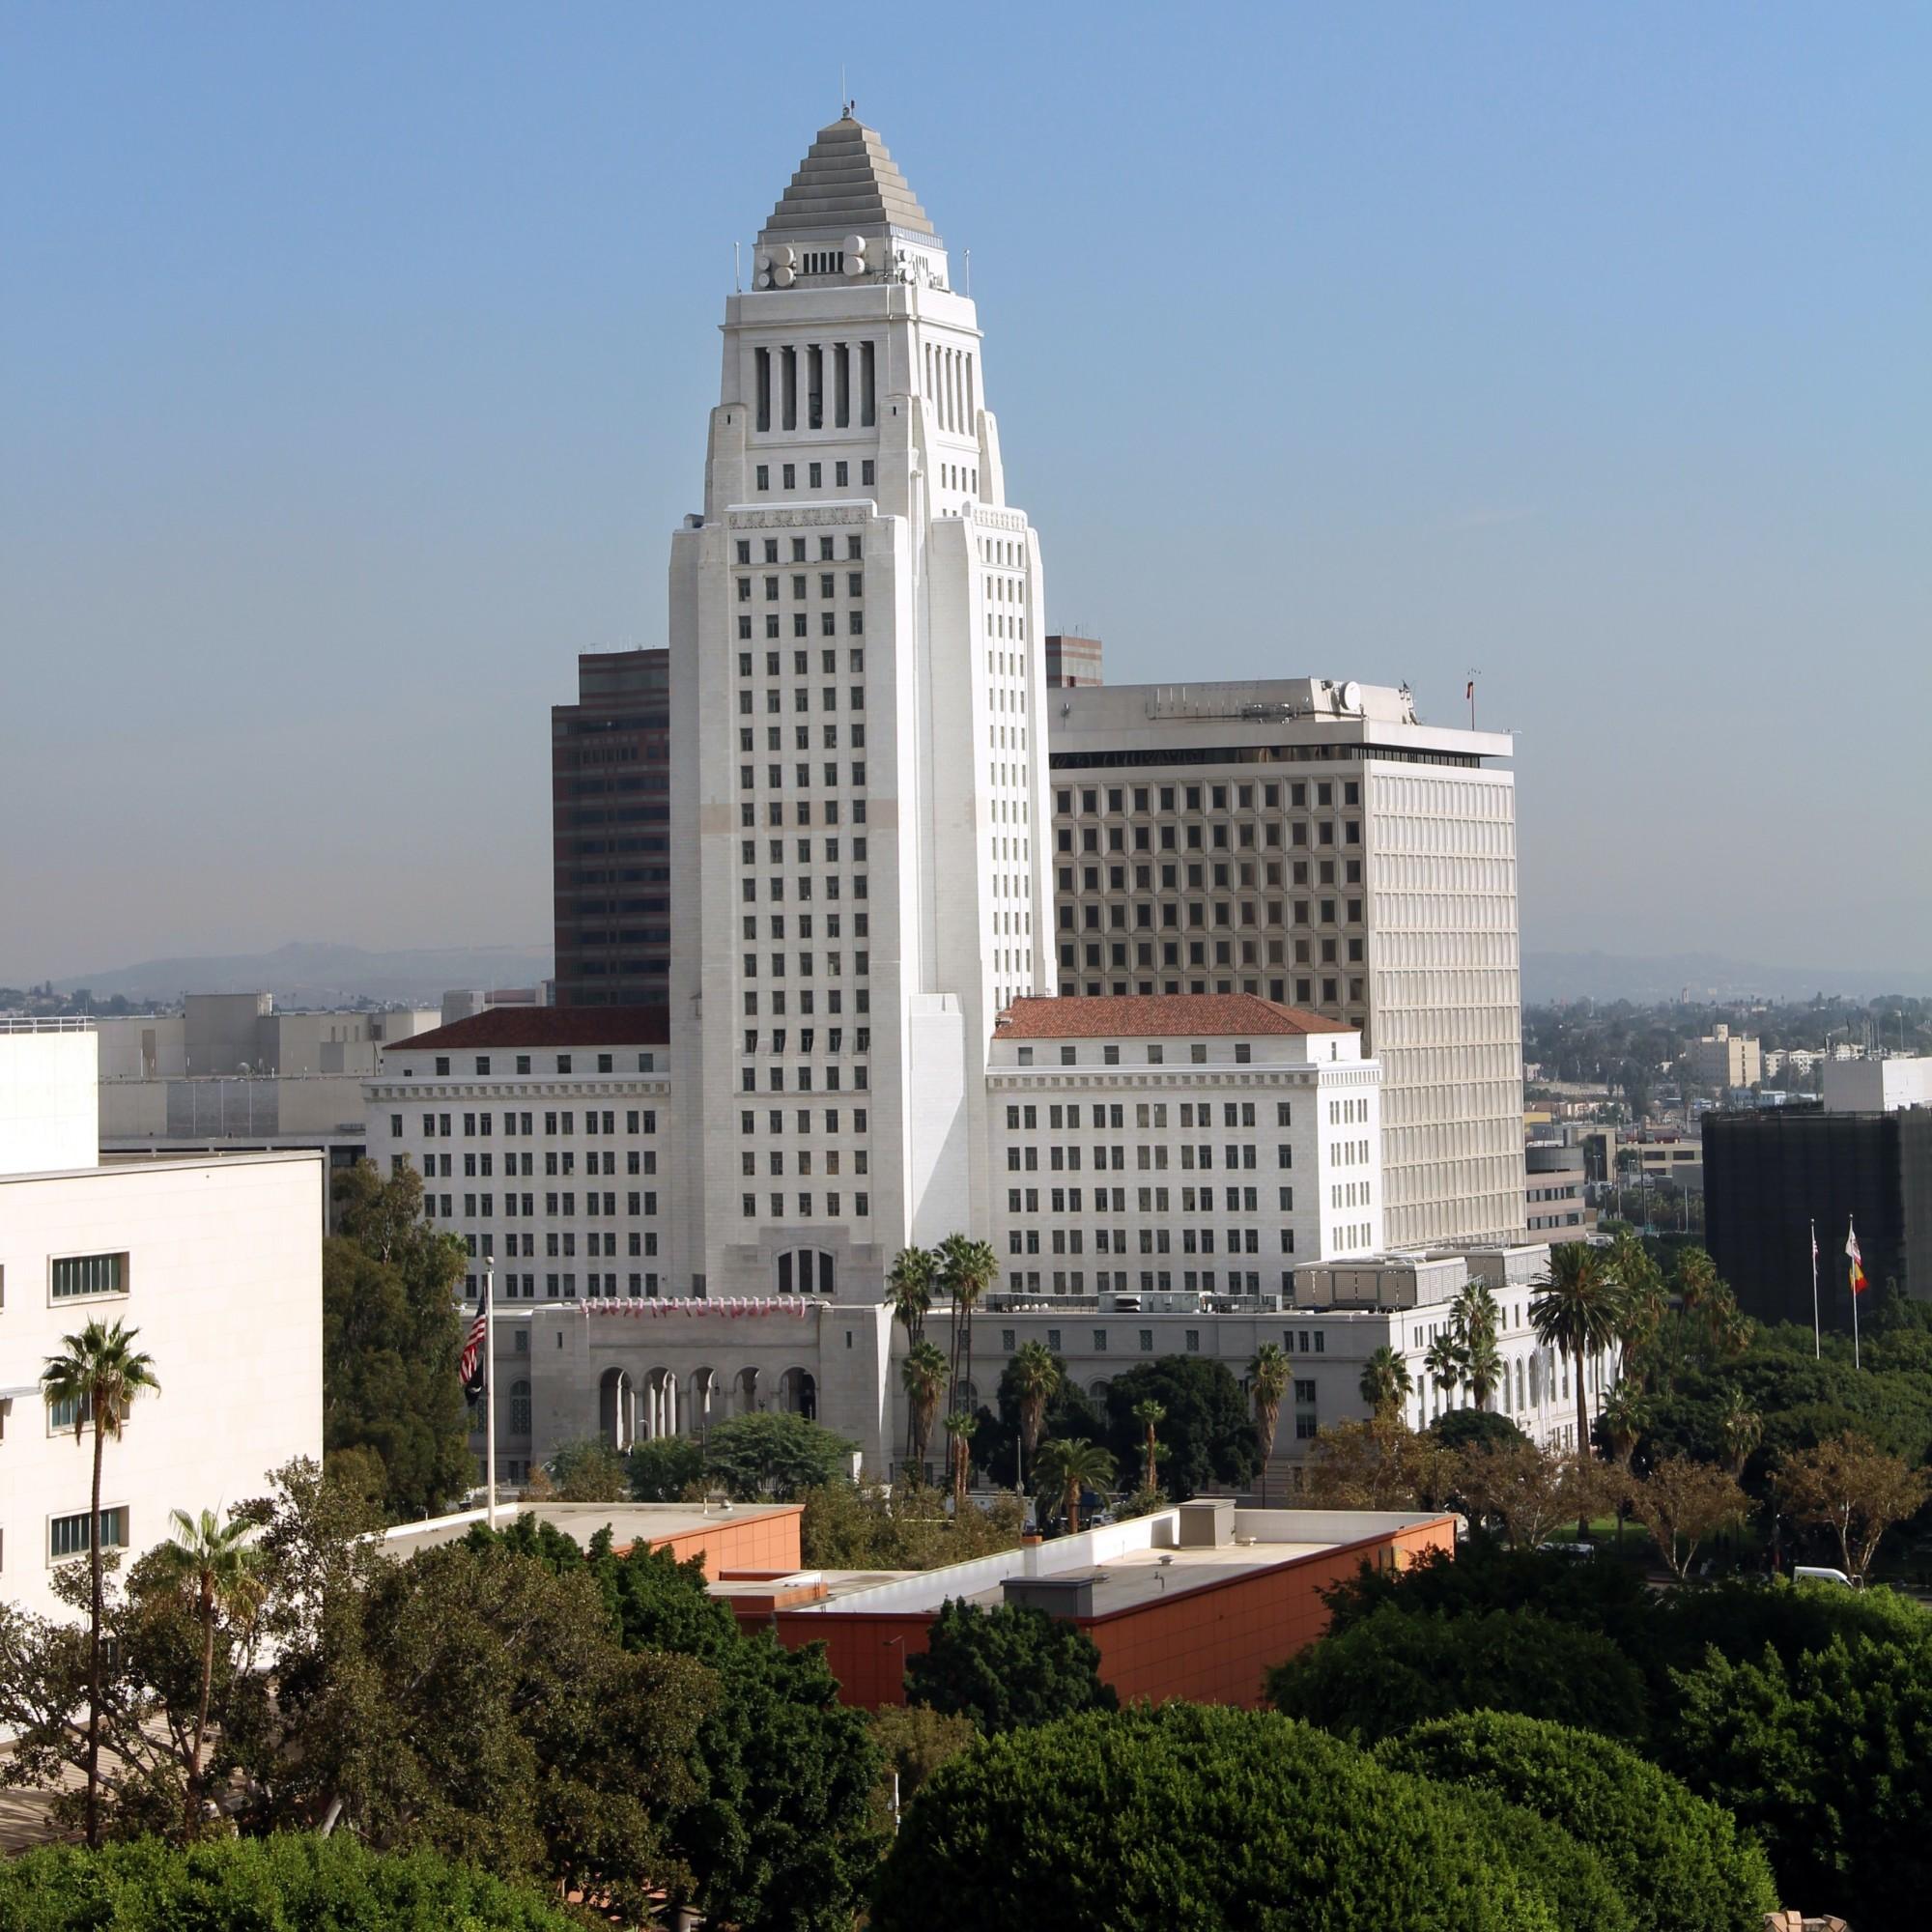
left=733, top=240, right=741, bottom=294
left=965, top=246, right=972, bottom=297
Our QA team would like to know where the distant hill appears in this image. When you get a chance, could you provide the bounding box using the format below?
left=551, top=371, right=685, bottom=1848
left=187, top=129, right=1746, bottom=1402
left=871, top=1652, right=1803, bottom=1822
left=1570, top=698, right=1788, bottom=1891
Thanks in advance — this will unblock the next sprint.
left=50, top=942, right=554, bottom=1008
left=1523, top=950, right=1932, bottom=1006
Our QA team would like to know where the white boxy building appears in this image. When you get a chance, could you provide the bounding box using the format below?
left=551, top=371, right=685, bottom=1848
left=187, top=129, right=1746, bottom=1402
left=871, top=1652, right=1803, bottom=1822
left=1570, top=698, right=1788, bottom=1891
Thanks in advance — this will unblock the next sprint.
left=0, top=1023, right=323, bottom=1622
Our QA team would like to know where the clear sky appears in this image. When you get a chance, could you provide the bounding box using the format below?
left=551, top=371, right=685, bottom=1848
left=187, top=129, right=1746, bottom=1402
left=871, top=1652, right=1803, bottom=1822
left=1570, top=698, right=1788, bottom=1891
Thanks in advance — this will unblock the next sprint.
left=3, top=3, right=1926, bottom=984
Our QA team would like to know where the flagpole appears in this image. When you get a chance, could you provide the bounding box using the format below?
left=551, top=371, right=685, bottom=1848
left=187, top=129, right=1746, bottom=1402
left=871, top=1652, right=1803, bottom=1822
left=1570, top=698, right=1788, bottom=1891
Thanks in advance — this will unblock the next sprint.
left=1850, top=1246, right=1861, bottom=1372
left=1809, top=1218, right=1819, bottom=1360
left=484, top=1256, right=498, bottom=1529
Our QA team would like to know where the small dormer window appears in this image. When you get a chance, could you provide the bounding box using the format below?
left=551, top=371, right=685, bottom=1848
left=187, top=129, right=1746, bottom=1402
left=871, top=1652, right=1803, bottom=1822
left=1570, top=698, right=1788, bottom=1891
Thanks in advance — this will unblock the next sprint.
left=801, top=249, right=845, bottom=276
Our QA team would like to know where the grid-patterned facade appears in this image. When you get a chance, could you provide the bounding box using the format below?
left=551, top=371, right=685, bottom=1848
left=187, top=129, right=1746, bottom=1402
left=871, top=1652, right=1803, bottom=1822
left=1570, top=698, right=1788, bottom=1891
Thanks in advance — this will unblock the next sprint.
left=552, top=649, right=671, bottom=1006
left=1046, top=682, right=1524, bottom=1249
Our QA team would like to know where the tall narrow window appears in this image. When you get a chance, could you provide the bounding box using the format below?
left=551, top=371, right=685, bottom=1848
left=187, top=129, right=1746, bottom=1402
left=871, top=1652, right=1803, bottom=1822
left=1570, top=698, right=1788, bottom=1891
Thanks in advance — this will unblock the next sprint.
left=860, top=341, right=876, bottom=426
left=781, top=346, right=798, bottom=431
left=807, top=344, right=823, bottom=429
left=834, top=342, right=850, bottom=427
left=755, top=347, right=772, bottom=433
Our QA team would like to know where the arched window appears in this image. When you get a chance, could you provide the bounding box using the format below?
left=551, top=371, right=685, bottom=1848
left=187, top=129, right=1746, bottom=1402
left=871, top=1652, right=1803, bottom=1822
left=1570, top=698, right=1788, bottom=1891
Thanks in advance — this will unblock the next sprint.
left=778, top=1248, right=837, bottom=1296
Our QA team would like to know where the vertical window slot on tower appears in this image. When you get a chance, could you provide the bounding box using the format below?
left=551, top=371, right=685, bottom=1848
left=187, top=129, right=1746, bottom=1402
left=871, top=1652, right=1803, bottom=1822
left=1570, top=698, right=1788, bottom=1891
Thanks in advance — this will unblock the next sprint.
left=755, top=348, right=772, bottom=434
left=834, top=343, right=850, bottom=428
left=781, top=347, right=798, bottom=431
left=861, top=341, right=875, bottom=427
left=808, top=344, right=823, bottom=430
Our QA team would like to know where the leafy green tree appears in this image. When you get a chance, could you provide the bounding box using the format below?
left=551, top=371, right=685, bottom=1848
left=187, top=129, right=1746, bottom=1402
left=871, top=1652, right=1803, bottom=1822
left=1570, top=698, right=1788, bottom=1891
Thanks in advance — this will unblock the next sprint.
left=873, top=1704, right=1564, bottom=1931
left=542, top=1435, right=629, bottom=1501
left=970, top=1352, right=1104, bottom=1489
left=799, top=1480, right=1021, bottom=1571
left=627, top=1434, right=705, bottom=1501
left=1033, top=1436, right=1116, bottom=1533
left=1303, top=1418, right=1457, bottom=1510
left=40, top=1316, right=160, bottom=1847
left=1531, top=1244, right=1627, bottom=1531
left=1447, top=1786, right=1636, bottom=1932
left=702, top=1411, right=857, bottom=1500
left=148, top=1507, right=264, bottom=1837
left=477, top=1521, right=885, bottom=1932
left=867, top=1703, right=980, bottom=1828
left=1671, top=1627, right=1932, bottom=1928
left=1268, top=1603, right=1647, bottom=1745
left=900, top=1340, right=950, bottom=1473
left=1595, top=1381, right=1649, bottom=1472
left=323, top=1162, right=472, bottom=1520
left=1009, top=1340, right=1061, bottom=1493
left=1453, top=1437, right=1609, bottom=1548
left=1379, top=1711, right=1776, bottom=1932
left=905, top=1599, right=1118, bottom=1734
left=1249, top=1342, right=1290, bottom=1505
left=1429, top=1407, right=1529, bottom=1454
left=1101, top=1357, right=1257, bottom=1500
left=0, top=1835, right=587, bottom=1931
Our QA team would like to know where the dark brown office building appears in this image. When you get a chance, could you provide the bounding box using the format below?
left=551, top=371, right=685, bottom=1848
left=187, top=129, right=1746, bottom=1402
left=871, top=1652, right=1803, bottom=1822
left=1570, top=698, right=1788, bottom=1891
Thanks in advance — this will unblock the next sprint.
left=1703, top=1105, right=1932, bottom=1332
left=552, top=649, right=671, bottom=1007
left=1044, top=633, right=1103, bottom=688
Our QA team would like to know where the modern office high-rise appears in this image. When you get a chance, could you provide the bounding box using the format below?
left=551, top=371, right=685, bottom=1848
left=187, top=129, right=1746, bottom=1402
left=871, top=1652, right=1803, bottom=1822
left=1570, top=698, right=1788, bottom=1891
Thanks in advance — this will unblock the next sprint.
left=1045, top=678, right=1525, bottom=1248
left=553, top=648, right=671, bottom=1007
left=667, top=115, right=1054, bottom=1302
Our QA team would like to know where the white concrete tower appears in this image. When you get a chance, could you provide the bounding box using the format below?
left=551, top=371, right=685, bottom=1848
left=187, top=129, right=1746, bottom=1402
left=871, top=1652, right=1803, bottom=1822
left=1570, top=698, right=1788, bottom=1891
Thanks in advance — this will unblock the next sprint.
left=668, top=116, right=1053, bottom=1309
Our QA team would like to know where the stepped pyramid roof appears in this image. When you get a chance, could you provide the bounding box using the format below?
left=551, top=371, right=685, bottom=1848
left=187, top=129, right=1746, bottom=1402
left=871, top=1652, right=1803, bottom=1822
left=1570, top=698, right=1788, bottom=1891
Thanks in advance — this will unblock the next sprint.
left=761, top=114, right=935, bottom=239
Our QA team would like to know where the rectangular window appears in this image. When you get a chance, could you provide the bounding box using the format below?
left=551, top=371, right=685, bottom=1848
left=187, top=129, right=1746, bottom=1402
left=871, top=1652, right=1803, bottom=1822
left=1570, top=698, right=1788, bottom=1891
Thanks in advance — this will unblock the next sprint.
left=51, top=1506, right=128, bottom=1561
left=51, top=1253, right=127, bottom=1300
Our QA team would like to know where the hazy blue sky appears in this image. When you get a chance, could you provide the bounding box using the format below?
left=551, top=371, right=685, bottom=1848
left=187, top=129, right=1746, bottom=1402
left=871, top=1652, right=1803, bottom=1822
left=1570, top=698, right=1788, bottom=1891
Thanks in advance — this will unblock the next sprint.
left=4, top=4, right=1926, bottom=983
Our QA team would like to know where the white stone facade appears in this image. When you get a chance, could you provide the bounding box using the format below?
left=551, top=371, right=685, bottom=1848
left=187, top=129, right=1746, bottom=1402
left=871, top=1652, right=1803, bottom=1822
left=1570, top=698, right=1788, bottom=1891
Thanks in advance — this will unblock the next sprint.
left=365, top=1023, right=670, bottom=1302
left=0, top=1028, right=323, bottom=1623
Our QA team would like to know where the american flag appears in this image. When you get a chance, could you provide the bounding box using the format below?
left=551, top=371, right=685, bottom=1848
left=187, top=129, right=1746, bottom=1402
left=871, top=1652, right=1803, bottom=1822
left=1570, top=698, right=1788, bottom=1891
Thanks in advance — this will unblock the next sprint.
left=460, top=1274, right=490, bottom=1405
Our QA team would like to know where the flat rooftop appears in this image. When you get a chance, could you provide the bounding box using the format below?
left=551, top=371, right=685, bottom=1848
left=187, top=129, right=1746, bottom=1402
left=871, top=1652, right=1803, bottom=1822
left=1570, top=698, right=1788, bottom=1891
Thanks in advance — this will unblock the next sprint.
left=379, top=1499, right=799, bottom=1563
left=774, top=1504, right=1452, bottom=1624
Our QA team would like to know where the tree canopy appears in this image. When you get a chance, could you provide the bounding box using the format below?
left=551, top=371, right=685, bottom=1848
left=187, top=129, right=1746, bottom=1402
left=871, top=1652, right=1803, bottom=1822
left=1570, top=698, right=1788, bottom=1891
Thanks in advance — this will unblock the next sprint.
left=701, top=1411, right=858, bottom=1500
left=903, top=1599, right=1117, bottom=1735
left=1099, top=1357, right=1257, bottom=1501
left=323, top=1161, right=472, bottom=1520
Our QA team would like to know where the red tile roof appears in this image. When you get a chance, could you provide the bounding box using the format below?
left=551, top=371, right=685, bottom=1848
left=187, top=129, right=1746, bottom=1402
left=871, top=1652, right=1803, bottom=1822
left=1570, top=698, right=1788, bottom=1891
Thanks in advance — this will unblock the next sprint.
left=382, top=1007, right=670, bottom=1055
left=992, top=994, right=1351, bottom=1040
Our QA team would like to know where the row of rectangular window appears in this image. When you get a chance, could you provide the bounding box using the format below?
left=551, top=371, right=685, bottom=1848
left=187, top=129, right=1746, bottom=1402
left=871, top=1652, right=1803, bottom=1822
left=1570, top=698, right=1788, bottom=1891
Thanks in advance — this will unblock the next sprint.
left=1005, top=1144, right=1282, bottom=1172
left=738, top=613, right=865, bottom=639
left=742, top=762, right=867, bottom=790
left=1007, top=1185, right=1287, bottom=1214
left=754, top=458, right=874, bottom=491
left=742, top=1193, right=869, bottom=1218
left=1010, top=1228, right=1269, bottom=1256
left=420, top=1052, right=657, bottom=1077
left=737, top=535, right=865, bottom=564
left=1009, top=1042, right=1257, bottom=1069
left=1063, top=781, right=1361, bottom=814
left=740, top=1107, right=869, bottom=1135
left=48, top=1252, right=127, bottom=1300
left=1060, top=821, right=1362, bottom=855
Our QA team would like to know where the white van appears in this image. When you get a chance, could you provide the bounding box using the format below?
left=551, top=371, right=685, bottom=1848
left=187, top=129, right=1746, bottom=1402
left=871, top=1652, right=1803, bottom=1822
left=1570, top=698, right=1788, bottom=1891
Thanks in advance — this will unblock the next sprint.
left=1792, top=1565, right=1854, bottom=1589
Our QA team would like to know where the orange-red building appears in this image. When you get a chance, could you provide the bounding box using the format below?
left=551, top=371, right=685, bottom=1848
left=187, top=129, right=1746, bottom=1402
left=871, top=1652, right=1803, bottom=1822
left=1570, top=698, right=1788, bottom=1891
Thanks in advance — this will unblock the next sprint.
left=756, top=1501, right=1455, bottom=1710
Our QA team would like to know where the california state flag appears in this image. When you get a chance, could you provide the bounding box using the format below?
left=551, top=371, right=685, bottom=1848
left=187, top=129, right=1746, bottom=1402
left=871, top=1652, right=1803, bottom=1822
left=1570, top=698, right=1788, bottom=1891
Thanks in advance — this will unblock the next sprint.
left=1846, top=1221, right=1867, bottom=1295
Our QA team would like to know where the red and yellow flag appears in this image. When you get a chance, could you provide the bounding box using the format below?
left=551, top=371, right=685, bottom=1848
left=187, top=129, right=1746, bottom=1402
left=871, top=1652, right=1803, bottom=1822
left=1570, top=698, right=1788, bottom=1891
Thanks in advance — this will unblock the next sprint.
left=1846, top=1222, right=1867, bottom=1295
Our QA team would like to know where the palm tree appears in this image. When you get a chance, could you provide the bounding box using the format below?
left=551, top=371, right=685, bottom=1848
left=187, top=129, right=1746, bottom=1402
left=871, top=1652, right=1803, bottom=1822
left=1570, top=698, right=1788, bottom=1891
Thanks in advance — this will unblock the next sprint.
left=1358, top=1345, right=1413, bottom=1435
left=942, top=1411, right=979, bottom=1516
left=1131, top=1399, right=1166, bottom=1494
left=1423, top=1332, right=1465, bottom=1411
left=1009, top=1342, right=1061, bottom=1495
left=1531, top=1244, right=1628, bottom=1535
left=1035, top=1437, right=1116, bottom=1536
left=150, top=1507, right=263, bottom=1837
left=900, top=1341, right=950, bottom=1476
left=1451, top=1281, right=1500, bottom=1348
left=1249, top=1344, right=1290, bottom=1506
left=41, top=1318, right=160, bottom=1849
left=1673, top=1246, right=1719, bottom=1316
left=1597, top=1381, right=1649, bottom=1474
left=886, top=1246, right=934, bottom=1349
left=1463, top=1328, right=1504, bottom=1412
left=936, top=1234, right=998, bottom=1427
left=1718, top=1386, right=1763, bottom=1479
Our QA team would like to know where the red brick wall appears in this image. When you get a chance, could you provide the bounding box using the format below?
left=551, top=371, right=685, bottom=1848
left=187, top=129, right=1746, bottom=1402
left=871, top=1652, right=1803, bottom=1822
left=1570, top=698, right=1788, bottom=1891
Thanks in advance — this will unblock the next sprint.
left=648, top=1506, right=803, bottom=1579
left=771, top=1519, right=1455, bottom=1710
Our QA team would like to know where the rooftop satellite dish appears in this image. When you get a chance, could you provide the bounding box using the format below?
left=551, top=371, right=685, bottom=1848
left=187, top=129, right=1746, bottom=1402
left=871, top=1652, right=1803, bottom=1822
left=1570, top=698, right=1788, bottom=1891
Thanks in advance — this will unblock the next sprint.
left=1341, top=680, right=1362, bottom=713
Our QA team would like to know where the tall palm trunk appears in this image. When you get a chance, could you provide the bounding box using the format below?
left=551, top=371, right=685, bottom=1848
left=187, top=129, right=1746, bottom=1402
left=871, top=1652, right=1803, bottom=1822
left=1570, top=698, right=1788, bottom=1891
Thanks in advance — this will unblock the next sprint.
left=86, top=1421, right=104, bottom=1850
left=186, top=1577, right=215, bottom=1837
left=1574, top=1347, right=1592, bottom=1539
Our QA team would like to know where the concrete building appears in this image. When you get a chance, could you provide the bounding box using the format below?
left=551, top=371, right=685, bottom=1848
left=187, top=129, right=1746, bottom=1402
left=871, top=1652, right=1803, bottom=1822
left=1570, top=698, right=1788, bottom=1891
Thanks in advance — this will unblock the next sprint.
left=0, top=1023, right=322, bottom=1622
left=1689, top=1024, right=1762, bottom=1091
left=1044, top=677, right=1523, bottom=1248
left=765, top=1500, right=1455, bottom=1709
left=1043, top=633, right=1102, bottom=688
left=1704, top=1105, right=1932, bottom=1328
left=553, top=648, right=672, bottom=1008
left=368, top=1008, right=671, bottom=1304
left=985, top=994, right=1383, bottom=1297
left=1823, top=1056, right=1932, bottom=1116
left=1524, top=1140, right=1595, bottom=1236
